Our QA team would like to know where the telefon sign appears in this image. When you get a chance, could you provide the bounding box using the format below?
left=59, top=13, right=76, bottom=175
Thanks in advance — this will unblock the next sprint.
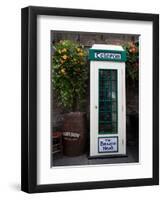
left=95, top=52, right=121, bottom=60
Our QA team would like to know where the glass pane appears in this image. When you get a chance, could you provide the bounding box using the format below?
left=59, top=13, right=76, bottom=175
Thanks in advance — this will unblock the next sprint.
left=99, top=123, right=112, bottom=133
left=112, top=101, right=117, bottom=112
left=99, top=69, right=118, bottom=134
left=112, top=112, right=117, bottom=123
left=112, top=81, right=117, bottom=92
left=112, top=70, right=117, bottom=80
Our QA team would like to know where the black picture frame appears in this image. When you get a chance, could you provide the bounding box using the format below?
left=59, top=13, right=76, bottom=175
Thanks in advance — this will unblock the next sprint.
left=21, top=6, right=159, bottom=193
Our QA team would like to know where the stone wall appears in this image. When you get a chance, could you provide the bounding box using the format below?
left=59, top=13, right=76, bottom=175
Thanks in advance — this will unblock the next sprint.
left=51, top=31, right=139, bottom=136
left=51, top=31, right=139, bottom=47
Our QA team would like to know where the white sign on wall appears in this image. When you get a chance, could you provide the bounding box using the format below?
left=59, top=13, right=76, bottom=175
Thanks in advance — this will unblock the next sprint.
left=98, top=137, right=118, bottom=153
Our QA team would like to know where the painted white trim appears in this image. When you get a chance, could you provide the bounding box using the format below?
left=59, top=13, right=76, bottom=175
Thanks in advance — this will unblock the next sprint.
left=90, top=61, right=126, bottom=156
left=90, top=44, right=125, bottom=51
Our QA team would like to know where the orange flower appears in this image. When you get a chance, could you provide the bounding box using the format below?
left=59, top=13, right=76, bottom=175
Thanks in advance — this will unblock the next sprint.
left=131, top=47, right=137, bottom=53
left=62, top=55, right=68, bottom=60
left=78, top=52, right=84, bottom=57
left=62, top=48, right=67, bottom=53
left=61, top=68, right=66, bottom=75
left=77, top=48, right=81, bottom=52
left=129, top=47, right=137, bottom=53
left=129, top=48, right=133, bottom=53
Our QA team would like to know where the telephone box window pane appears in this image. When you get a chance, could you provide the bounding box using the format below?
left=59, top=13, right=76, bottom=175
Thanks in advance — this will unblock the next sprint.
left=99, top=69, right=118, bottom=134
left=112, top=112, right=117, bottom=123
left=112, top=70, right=117, bottom=80
left=99, top=102, right=112, bottom=111
left=112, top=101, right=117, bottom=112
left=99, top=123, right=113, bottom=133
left=112, top=81, right=117, bottom=93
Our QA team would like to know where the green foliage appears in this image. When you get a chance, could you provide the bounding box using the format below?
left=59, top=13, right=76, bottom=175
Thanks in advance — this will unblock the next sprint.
left=52, top=40, right=88, bottom=111
left=123, top=41, right=139, bottom=82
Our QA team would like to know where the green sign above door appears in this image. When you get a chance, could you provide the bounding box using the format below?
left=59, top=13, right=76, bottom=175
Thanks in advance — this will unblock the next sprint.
left=89, top=49, right=126, bottom=62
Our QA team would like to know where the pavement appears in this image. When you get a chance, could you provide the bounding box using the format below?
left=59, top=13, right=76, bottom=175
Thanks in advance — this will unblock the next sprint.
left=52, top=145, right=139, bottom=167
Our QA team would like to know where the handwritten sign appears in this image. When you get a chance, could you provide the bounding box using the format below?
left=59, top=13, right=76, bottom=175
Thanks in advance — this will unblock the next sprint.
left=98, top=137, right=118, bottom=153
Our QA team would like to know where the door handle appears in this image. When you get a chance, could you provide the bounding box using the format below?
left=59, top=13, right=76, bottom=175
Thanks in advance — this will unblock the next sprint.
left=95, top=105, right=98, bottom=109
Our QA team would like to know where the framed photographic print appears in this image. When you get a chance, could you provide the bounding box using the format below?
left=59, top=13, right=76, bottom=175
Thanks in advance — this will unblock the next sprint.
left=21, top=6, right=159, bottom=193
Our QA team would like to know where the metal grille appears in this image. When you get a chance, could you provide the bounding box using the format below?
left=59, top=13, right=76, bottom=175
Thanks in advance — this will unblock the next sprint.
left=99, top=69, right=118, bottom=134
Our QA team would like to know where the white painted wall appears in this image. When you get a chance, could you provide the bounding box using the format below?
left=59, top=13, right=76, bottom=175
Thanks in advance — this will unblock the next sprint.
left=0, top=0, right=162, bottom=199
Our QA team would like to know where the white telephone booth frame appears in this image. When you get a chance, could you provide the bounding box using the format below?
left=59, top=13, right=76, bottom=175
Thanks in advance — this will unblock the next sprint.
left=89, top=44, right=126, bottom=157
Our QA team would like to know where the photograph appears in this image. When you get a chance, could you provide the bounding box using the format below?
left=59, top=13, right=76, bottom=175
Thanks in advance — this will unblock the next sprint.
left=51, top=31, right=139, bottom=167
left=21, top=6, right=159, bottom=193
